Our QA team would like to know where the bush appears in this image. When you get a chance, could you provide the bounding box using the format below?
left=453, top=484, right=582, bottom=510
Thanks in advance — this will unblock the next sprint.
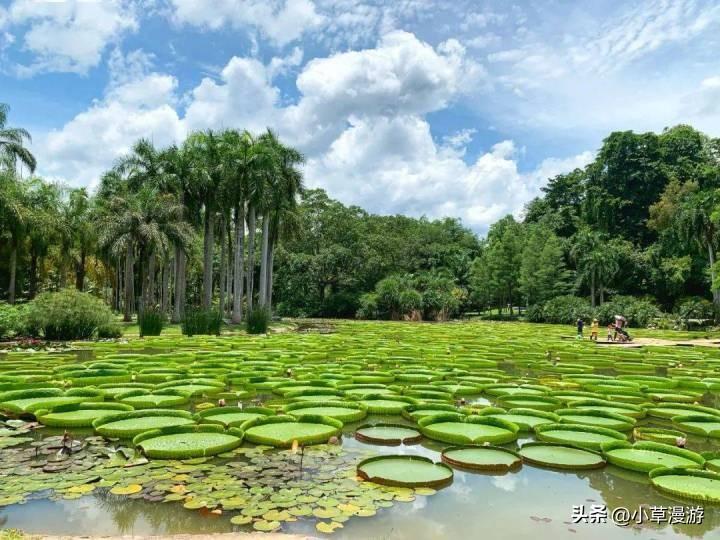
left=139, top=307, right=164, bottom=337
left=321, top=291, right=360, bottom=318
left=676, top=297, right=715, bottom=329
left=97, top=324, right=123, bottom=339
left=356, top=293, right=379, bottom=320
left=246, top=307, right=270, bottom=334
left=24, top=289, right=113, bottom=340
left=182, top=307, right=223, bottom=336
left=0, top=302, right=26, bottom=340
left=594, top=295, right=662, bottom=327
left=532, top=295, right=594, bottom=325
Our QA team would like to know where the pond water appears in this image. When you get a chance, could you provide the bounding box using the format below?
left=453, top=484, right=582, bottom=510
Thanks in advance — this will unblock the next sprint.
left=1, top=322, right=720, bottom=539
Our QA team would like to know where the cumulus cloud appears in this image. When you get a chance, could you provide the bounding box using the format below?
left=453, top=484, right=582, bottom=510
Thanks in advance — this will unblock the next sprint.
left=35, top=50, right=184, bottom=187
left=35, top=31, right=587, bottom=233
left=7, top=0, right=137, bottom=75
left=169, top=0, right=324, bottom=46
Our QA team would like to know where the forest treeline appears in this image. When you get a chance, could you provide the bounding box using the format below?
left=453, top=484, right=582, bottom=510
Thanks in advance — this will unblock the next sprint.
left=1, top=98, right=719, bottom=328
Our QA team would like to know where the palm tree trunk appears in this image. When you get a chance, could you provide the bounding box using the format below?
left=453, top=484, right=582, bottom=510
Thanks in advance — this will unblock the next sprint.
left=708, top=243, right=720, bottom=320
left=590, top=270, right=596, bottom=308
left=219, top=216, right=227, bottom=316
left=161, top=260, right=170, bottom=314
left=258, top=214, right=269, bottom=308
left=267, top=239, right=275, bottom=309
left=29, top=252, right=38, bottom=299
left=246, top=205, right=256, bottom=314
left=599, top=285, right=604, bottom=305
left=202, top=206, right=215, bottom=309
left=8, top=242, right=17, bottom=304
left=226, top=230, right=232, bottom=318
left=75, top=249, right=86, bottom=291
left=232, top=204, right=245, bottom=323
left=173, top=247, right=186, bottom=323
left=123, top=245, right=134, bottom=322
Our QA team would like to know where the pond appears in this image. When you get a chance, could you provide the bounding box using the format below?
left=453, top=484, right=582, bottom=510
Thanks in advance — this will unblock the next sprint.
left=1, top=321, right=720, bottom=539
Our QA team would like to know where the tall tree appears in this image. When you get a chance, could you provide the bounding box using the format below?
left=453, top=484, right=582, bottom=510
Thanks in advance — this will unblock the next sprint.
left=0, top=103, right=36, bottom=173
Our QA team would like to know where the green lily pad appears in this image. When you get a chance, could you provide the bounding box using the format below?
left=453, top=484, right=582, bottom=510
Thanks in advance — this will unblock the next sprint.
left=650, top=467, right=720, bottom=503
left=441, top=445, right=522, bottom=472
left=518, top=442, right=606, bottom=470
left=354, top=424, right=422, bottom=445
left=357, top=455, right=453, bottom=488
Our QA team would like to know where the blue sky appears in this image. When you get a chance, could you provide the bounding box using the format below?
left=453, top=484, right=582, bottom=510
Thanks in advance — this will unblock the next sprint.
left=1, top=0, right=719, bottom=233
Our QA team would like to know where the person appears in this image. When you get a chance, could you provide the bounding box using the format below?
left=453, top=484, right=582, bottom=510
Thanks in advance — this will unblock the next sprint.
left=607, top=324, right=615, bottom=342
left=614, top=315, right=631, bottom=342
left=590, top=318, right=599, bottom=341
left=576, top=318, right=584, bottom=339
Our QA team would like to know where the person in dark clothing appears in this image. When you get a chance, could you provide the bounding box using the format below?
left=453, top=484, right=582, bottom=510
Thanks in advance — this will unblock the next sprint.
left=576, top=318, right=584, bottom=339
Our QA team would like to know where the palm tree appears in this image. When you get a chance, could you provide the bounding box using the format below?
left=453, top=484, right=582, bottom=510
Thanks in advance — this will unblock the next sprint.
left=0, top=103, right=36, bottom=173
left=25, top=179, right=62, bottom=298
left=675, top=189, right=720, bottom=314
left=259, top=132, right=305, bottom=309
left=0, top=171, right=29, bottom=303
left=99, top=184, right=192, bottom=320
left=184, top=130, right=224, bottom=310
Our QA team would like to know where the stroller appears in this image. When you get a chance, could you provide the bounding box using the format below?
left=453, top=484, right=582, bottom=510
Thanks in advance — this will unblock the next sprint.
left=614, top=315, right=632, bottom=342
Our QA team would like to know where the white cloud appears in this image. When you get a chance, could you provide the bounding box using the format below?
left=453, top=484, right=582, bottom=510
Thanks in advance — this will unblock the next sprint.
left=8, top=0, right=137, bottom=75
left=35, top=50, right=184, bottom=187
left=169, top=0, right=324, bottom=46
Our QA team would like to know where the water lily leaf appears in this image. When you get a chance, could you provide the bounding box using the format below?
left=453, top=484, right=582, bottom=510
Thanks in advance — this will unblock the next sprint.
left=230, top=515, right=252, bottom=525
left=110, top=484, right=142, bottom=495
left=316, top=521, right=343, bottom=533
left=253, top=520, right=281, bottom=532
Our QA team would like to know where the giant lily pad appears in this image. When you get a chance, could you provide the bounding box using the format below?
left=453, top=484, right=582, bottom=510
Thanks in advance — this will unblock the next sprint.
left=555, top=408, right=636, bottom=431
left=357, top=455, right=453, bottom=488
left=196, top=406, right=274, bottom=427
left=602, top=441, right=705, bottom=473
left=418, top=413, right=518, bottom=445
left=241, top=415, right=342, bottom=447
left=518, top=442, right=606, bottom=470
left=354, top=424, right=422, bottom=445
left=134, top=425, right=244, bottom=459
left=284, top=401, right=367, bottom=423
left=650, top=467, right=720, bottom=503
left=671, top=414, right=720, bottom=438
left=36, top=403, right=134, bottom=427
left=441, top=445, right=522, bottom=472
left=93, top=409, right=195, bottom=438
left=534, top=423, right=626, bottom=451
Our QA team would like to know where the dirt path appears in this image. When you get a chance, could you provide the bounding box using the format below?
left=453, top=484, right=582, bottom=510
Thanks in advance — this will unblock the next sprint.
left=597, top=337, right=720, bottom=348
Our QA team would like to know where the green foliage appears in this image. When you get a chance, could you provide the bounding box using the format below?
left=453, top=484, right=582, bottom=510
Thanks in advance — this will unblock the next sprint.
left=97, top=323, right=123, bottom=339
left=182, top=307, right=222, bottom=336
left=676, top=297, right=715, bottom=327
left=374, top=275, right=422, bottom=320
left=594, top=295, right=661, bottom=327
left=139, top=307, right=164, bottom=337
left=0, top=302, right=25, bottom=339
left=24, top=288, right=113, bottom=340
left=246, top=307, right=269, bottom=334
left=527, top=295, right=593, bottom=324
left=356, top=293, right=379, bottom=319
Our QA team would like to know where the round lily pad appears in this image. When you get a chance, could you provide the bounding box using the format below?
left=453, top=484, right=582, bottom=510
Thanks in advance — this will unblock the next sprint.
left=418, top=413, right=518, bottom=445
left=672, top=414, right=720, bottom=438
left=134, top=425, right=244, bottom=459
left=518, top=442, right=606, bottom=470
left=534, top=423, right=626, bottom=451
left=633, top=427, right=686, bottom=445
left=241, top=414, right=342, bottom=447
left=357, top=455, right=453, bottom=488
left=354, top=424, right=422, bottom=445
left=650, top=467, right=720, bottom=503
left=602, top=441, right=705, bottom=473
left=196, top=406, right=274, bottom=427
left=481, top=408, right=560, bottom=431
left=441, top=445, right=522, bottom=472
left=555, top=408, right=636, bottom=431
left=356, top=396, right=417, bottom=414
left=93, top=409, right=195, bottom=438
left=284, top=401, right=367, bottom=423
left=36, top=403, right=134, bottom=428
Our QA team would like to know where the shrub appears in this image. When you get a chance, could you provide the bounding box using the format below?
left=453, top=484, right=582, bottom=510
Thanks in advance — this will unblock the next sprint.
left=246, top=307, right=270, bottom=334
left=533, top=295, right=594, bottom=325
left=0, top=302, right=26, bottom=339
left=321, top=291, right=360, bottom=318
left=594, top=295, right=662, bottom=327
left=97, top=324, right=123, bottom=339
left=24, top=289, right=113, bottom=340
left=676, top=297, right=715, bottom=329
left=139, top=307, right=164, bottom=337
left=356, top=293, right=379, bottom=320
left=182, top=306, right=223, bottom=336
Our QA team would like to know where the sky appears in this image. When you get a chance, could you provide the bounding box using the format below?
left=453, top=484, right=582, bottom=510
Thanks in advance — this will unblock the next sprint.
left=1, top=0, right=720, bottom=234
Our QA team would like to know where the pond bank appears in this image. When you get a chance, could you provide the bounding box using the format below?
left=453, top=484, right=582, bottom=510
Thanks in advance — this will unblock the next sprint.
left=39, top=534, right=315, bottom=540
